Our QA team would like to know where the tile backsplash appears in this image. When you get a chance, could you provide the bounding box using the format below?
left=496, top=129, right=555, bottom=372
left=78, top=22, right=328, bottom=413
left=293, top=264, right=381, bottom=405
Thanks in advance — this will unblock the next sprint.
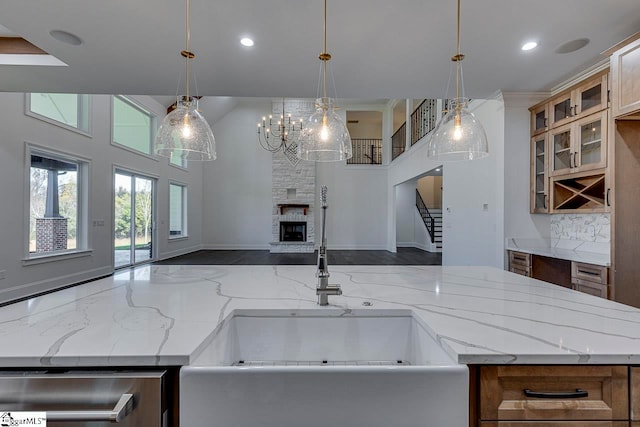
left=550, top=213, right=610, bottom=243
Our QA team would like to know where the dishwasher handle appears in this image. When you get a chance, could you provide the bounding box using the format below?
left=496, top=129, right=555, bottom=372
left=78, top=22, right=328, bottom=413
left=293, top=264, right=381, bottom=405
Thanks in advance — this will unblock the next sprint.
left=46, top=393, right=134, bottom=423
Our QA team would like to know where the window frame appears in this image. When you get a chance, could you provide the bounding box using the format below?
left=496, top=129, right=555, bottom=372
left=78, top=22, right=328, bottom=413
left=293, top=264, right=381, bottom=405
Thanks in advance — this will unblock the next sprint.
left=25, top=93, right=92, bottom=137
left=168, top=181, right=188, bottom=240
left=24, top=143, right=91, bottom=263
left=111, top=95, right=158, bottom=159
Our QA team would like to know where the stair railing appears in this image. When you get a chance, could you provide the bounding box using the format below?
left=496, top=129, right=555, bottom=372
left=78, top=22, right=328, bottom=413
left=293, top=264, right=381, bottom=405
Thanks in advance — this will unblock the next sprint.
left=415, top=189, right=435, bottom=244
left=391, top=123, right=406, bottom=161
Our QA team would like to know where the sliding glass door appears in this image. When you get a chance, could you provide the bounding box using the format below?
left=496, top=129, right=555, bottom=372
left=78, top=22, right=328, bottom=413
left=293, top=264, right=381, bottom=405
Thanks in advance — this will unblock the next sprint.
left=114, top=171, right=155, bottom=268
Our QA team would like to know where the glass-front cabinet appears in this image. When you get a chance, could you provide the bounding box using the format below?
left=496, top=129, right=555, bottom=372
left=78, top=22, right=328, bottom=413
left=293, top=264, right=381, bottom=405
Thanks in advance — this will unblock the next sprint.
left=549, top=73, right=608, bottom=128
left=530, top=103, right=549, bottom=136
left=550, top=123, right=572, bottom=175
left=577, top=111, right=607, bottom=172
left=550, top=111, right=607, bottom=176
left=530, top=133, right=549, bottom=213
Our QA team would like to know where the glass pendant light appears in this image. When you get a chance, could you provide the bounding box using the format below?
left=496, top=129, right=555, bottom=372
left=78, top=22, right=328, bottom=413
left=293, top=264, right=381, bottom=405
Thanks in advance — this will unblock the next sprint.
left=427, top=0, right=488, bottom=161
left=297, top=0, right=352, bottom=162
left=154, top=0, right=216, bottom=162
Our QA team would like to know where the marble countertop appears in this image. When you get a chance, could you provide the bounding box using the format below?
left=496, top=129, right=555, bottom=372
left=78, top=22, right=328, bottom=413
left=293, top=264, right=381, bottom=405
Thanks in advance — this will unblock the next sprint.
left=506, top=238, right=610, bottom=266
left=0, top=264, right=638, bottom=367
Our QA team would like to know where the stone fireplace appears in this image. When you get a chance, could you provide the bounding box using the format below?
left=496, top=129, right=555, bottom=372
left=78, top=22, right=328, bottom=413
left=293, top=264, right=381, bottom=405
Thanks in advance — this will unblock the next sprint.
left=280, top=221, right=307, bottom=242
left=269, top=99, right=316, bottom=253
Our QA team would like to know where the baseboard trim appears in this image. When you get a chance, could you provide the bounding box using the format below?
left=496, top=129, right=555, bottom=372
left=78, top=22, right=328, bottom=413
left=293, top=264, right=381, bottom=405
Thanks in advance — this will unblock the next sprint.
left=158, top=244, right=204, bottom=261
left=0, top=265, right=114, bottom=307
left=397, top=242, right=430, bottom=251
left=202, top=244, right=271, bottom=250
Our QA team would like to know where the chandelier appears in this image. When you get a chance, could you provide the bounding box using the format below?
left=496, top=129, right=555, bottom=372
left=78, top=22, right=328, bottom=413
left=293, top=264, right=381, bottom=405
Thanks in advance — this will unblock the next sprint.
left=257, top=98, right=304, bottom=167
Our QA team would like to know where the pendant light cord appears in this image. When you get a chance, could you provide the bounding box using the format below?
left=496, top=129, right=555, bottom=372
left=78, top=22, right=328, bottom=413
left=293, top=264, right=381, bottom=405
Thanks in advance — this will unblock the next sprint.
left=454, top=0, right=462, bottom=112
left=186, top=0, right=190, bottom=100
left=322, top=0, right=327, bottom=100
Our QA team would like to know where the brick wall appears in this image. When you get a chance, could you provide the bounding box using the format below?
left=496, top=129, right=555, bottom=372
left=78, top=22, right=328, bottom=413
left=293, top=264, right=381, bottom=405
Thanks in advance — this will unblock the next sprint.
left=35, top=217, right=68, bottom=252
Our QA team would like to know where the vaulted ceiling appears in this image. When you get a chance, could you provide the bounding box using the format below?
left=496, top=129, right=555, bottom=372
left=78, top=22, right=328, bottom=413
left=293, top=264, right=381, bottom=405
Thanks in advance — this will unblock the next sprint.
left=0, top=0, right=639, bottom=99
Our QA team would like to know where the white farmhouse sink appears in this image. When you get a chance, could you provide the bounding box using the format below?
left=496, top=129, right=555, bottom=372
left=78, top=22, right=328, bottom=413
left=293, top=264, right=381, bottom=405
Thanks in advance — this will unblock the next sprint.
left=180, top=309, right=468, bottom=427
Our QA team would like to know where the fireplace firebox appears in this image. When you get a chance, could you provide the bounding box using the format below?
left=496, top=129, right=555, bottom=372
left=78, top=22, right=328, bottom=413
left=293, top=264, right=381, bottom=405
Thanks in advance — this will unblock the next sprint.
left=280, top=222, right=306, bottom=242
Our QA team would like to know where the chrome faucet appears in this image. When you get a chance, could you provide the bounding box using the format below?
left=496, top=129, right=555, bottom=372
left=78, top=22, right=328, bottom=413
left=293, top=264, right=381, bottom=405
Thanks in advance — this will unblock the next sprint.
left=316, top=186, right=342, bottom=305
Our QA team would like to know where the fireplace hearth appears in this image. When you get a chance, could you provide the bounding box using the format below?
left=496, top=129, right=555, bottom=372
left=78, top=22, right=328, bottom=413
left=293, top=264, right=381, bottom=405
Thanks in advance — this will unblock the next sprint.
left=280, top=222, right=307, bottom=242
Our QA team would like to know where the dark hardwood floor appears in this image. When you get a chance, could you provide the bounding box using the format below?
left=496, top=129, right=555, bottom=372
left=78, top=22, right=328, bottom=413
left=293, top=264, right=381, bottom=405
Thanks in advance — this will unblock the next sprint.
left=154, top=248, right=442, bottom=266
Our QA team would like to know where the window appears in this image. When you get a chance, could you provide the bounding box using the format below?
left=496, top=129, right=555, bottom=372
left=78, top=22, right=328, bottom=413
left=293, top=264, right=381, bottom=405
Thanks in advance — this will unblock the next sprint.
left=169, top=183, right=187, bottom=238
left=170, top=155, right=187, bottom=169
left=28, top=147, right=88, bottom=257
left=112, top=96, right=156, bottom=155
left=27, top=93, right=90, bottom=133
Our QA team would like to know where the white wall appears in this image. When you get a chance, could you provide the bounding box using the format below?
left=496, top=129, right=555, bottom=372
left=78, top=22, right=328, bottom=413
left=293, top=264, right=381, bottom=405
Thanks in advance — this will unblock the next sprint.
left=315, top=162, right=388, bottom=250
left=388, top=96, right=506, bottom=267
left=201, top=99, right=389, bottom=250
left=202, top=99, right=274, bottom=249
left=395, top=180, right=416, bottom=246
left=0, top=93, right=204, bottom=303
left=502, top=93, right=551, bottom=245
left=417, top=175, right=442, bottom=208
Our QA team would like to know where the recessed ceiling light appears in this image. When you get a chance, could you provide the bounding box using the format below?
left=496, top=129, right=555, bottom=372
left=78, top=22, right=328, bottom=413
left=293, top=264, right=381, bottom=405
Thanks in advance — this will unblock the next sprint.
left=240, top=37, right=254, bottom=47
left=49, top=30, right=83, bottom=46
left=435, top=168, right=441, bottom=172
left=521, top=41, right=538, bottom=51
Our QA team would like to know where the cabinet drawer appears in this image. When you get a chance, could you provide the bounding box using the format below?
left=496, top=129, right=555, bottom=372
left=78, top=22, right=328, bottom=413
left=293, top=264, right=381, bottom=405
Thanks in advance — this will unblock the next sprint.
left=480, top=366, right=628, bottom=421
left=481, top=422, right=629, bottom=427
left=573, top=279, right=608, bottom=299
left=572, top=262, right=608, bottom=285
left=510, top=251, right=532, bottom=268
left=510, top=266, right=531, bottom=277
left=633, top=367, right=640, bottom=421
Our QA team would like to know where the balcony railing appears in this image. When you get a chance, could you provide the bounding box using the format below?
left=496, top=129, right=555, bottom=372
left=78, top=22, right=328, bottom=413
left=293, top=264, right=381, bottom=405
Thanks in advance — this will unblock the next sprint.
left=347, top=138, right=382, bottom=165
left=411, top=99, right=438, bottom=145
left=391, top=123, right=406, bottom=161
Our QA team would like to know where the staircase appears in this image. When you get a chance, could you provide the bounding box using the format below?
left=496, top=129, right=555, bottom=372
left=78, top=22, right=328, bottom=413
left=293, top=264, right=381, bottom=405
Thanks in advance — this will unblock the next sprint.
left=415, top=189, right=442, bottom=252
left=430, top=208, right=443, bottom=250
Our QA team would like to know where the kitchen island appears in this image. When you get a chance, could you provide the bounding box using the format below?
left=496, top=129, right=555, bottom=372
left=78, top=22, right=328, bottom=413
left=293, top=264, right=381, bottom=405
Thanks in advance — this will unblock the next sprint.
left=1, top=264, right=639, bottom=426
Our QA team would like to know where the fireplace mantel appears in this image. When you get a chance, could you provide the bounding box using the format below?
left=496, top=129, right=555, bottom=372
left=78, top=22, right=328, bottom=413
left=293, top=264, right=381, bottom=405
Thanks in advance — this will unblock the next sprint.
left=277, top=204, right=309, bottom=215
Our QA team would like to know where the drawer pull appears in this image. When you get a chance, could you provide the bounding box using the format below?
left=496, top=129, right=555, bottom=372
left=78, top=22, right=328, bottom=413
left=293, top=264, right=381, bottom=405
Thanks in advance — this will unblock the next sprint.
left=578, top=269, right=600, bottom=276
left=523, top=388, right=588, bottom=399
left=46, top=393, right=134, bottom=423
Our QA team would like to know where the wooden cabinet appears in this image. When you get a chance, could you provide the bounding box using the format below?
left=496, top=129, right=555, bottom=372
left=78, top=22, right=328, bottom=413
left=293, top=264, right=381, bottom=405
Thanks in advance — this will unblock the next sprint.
left=571, top=262, right=609, bottom=299
left=549, top=73, right=608, bottom=128
left=509, top=251, right=532, bottom=276
left=611, top=119, right=640, bottom=307
left=551, top=170, right=606, bottom=213
left=530, top=72, right=610, bottom=214
left=611, top=36, right=640, bottom=118
left=531, top=103, right=550, bottom=136
left=550, top=111, right=608, bottom=176
left=632, top=367, right=640, bottom=422
left=480, top=366, right=629, bottom=423
left=531, top=133, right=549, bottom=213
left=481, top=422, right=629, bottom=427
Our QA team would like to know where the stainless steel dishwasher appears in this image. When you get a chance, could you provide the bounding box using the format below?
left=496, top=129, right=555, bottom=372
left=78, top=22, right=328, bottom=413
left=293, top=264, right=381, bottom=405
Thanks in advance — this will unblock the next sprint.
left=0, top=371, right=166, bottom=426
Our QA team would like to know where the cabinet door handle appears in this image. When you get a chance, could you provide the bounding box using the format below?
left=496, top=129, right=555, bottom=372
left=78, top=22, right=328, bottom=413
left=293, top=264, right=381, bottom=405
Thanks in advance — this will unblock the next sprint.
left=574, top=151, right=579, bottom=168
left=606, top=188, right=611, bottom=206
left=46, top=393, right=134, bottom=423
left=544, top=194, right=547, bottom=209
left=574, top=104, right=579, bottom=115
left=523, top=388, right=588, bottom=399
left=544, top=117, right=547, bottom=127
left=570, top=152, right=575, bottom=168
